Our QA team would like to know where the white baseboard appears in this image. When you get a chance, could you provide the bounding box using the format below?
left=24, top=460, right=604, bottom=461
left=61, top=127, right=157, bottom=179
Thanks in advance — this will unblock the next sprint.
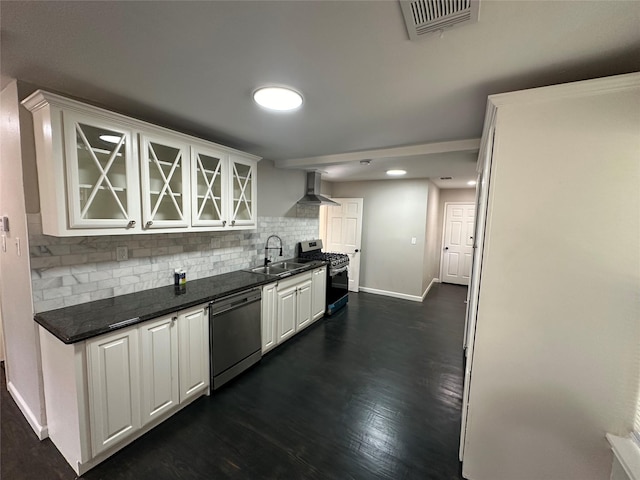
left=359, top=287, right=423, bottom=302
left=422, top=278, right=440, bottom=301
left=7, top=381, right=48, bottom=440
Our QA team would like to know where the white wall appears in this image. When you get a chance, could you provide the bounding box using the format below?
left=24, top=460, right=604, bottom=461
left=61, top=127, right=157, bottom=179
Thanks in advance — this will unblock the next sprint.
left=0, top=80, right=47, bottom=437
left=332, top=179, right=431, bottom=299
left=257, top=159, right=313, bottom=217
left=422, top=180, right=440, bottom=293
left=463, top=80, right=640, bottom=480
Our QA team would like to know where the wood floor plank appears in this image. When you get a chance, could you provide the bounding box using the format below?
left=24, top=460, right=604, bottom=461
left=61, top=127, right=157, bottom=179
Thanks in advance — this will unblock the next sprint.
left=1, top=284, right=467, bottom=479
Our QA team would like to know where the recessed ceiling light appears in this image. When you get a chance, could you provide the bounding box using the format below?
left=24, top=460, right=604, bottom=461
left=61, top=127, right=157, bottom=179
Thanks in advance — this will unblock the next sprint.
left=386, top=169, right=407, bottom=176
left=99, top=134, right=122, bottom=144
left=360, top=160, right=371, bottom=165
left=253, top=86, right=303, bottom=111
left=467, top=180, right=477, bottom=186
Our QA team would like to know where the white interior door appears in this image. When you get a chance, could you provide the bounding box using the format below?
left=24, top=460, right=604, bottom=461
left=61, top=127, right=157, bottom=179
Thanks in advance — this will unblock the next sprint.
left=324, top=198, right=363, bottom=292
left=441, top=203, right=475, bottom=285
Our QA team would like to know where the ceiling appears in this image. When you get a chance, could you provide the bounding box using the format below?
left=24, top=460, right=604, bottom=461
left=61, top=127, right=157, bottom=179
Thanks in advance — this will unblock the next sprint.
left=2, top=1, right=639, bottom=187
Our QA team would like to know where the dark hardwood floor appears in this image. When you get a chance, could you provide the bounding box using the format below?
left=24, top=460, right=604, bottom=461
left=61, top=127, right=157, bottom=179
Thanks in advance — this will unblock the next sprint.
left=1, top=283, right=467, bottom=479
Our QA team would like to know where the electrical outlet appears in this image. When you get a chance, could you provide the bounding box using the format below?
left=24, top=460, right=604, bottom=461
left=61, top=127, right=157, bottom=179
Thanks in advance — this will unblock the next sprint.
left=116, top=246, right=128, bottom=261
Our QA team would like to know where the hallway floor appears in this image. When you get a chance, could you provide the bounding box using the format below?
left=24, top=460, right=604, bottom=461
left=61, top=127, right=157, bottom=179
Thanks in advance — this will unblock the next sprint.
left=2, top=283, right=467, bottom=479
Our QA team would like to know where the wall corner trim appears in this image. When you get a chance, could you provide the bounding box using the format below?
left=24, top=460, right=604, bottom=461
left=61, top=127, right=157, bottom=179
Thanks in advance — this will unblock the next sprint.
left=607, top=434, right=640, bottom=480
left=422, top=278, right=440, bottom=301
left=7, top=381, right=48, bottom=440
left=358, top=287, right=423, bottom=303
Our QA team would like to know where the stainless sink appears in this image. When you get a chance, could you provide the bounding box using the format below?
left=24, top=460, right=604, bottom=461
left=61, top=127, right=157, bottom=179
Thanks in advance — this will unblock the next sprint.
left=271, top=261, right=305, bottom=270
left=249, top=266, right=288, bottom=275
left=247, top=261, right=307, bottom=277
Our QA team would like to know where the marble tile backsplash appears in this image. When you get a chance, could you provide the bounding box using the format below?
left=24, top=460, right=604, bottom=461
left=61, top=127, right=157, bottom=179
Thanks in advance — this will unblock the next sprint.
left=28, top=207, right=319, bottom=312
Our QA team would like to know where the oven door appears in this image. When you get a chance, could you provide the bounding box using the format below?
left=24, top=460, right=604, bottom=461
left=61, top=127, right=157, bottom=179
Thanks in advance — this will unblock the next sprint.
left=327, top=265, right=349, bottom=314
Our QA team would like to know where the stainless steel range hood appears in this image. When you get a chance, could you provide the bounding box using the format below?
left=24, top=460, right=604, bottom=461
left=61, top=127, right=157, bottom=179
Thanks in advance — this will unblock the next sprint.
left=297, top=172, right=340, bottom=206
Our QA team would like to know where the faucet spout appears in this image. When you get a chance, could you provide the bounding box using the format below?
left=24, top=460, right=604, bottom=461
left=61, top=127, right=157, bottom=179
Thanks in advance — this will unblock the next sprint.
left=264, top=235, right=283, bottom=266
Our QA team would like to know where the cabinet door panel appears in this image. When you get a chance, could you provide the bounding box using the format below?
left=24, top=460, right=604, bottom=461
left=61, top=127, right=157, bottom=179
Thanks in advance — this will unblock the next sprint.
left=140, top=315, right=179, bottom=426
left=140, top=132, right=190, bottom=229
left=63, top=111, right=138, bottom=229
left=228, top=155, right=256, bottom=227
left=178, top=306, right=210, bottom=402
left=86, top=329, right=140, bottom=456
left=312, top=267, right=327, bottom=321
left=296, top=280, right=313, bottom=331
left=261, top=283, right=278, bottom=353
left=192, top=146, right=229, bottom=227
left=277, top=286, right=297, bottom=343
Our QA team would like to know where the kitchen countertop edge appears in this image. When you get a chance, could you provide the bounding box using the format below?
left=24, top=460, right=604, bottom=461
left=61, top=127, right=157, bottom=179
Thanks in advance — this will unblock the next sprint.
left=35, top=261, right=326, bottom=345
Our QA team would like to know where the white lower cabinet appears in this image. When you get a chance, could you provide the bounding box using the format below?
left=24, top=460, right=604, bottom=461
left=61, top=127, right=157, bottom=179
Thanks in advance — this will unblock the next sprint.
left=39, top=303, right=210, bottom=475
left=295, top=279, right=313, bottom=331
left=261, top=268, right=327, bottom=353
left=273, top=271, right=315, bottom=346
left=277, top=283, right=298, bottom=343
left=311, top=266, right=327, bottom=321
left=177, top=305, right=209, bottom=402
left=261, top=282, right=278, bottom=353
left=86, top=328, right=141, bottom=456
left=139, top=314, right=179, bottom=426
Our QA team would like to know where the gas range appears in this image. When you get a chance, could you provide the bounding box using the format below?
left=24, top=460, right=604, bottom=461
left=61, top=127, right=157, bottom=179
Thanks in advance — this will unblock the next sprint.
left=297, top=240, right=349, bottom=272
left=296, top=239, right=349, bottom=315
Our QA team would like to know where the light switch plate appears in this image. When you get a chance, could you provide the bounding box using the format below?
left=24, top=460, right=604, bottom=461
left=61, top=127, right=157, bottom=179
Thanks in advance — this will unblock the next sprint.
left=411, top=237, right=417, bottom=245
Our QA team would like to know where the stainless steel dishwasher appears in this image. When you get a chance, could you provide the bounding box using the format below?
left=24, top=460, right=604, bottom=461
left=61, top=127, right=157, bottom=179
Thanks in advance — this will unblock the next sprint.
left=210, top=288, right=262, bottom=390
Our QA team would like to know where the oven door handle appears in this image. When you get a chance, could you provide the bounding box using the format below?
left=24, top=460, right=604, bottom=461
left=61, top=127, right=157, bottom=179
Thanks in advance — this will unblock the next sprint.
left=330, top=265, right=349, bottom=275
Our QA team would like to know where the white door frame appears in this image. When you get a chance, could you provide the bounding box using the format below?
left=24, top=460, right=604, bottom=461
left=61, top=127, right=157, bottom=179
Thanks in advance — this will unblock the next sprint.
left=321, top=198, right=363, bottom=292
left=439, top=202, right=475, bottom=284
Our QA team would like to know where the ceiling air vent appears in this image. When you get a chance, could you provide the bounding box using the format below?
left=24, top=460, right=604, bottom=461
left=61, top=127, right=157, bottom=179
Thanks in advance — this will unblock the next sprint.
left=400, top=0, right=480, bottom=40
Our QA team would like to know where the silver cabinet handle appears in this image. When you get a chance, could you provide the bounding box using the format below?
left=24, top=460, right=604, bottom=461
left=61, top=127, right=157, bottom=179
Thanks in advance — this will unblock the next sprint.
left=127, top=220, right=136, bottom=228
left=231, top=220, right=236, bottom=226
left=146, top=221, right=153, bottom=228
left=222, top=220, right=227, bottom=226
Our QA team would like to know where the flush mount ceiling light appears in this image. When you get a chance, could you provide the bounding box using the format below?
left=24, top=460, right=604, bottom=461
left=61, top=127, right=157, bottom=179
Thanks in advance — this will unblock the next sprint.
left=253, top=86, right=303, bottom=111
left=99, top=134, right=122, bottom=144
left=386, top=169, right=407, bottom=176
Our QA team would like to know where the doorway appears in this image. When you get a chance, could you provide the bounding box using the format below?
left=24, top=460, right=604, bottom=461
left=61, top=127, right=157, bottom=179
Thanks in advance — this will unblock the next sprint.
left=321, top=198, right=363, bottom=292
left=440, top=203, right=475, bottom=285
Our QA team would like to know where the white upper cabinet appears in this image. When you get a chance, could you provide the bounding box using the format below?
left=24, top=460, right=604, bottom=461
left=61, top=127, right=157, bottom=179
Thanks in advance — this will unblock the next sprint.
left=22, top=90, right=260, bottom=236
left=63, top=111, right=139, bottom=230
left=229, top=154, right=256, bottom=227
left=191, top=144, right=229, bottom=228
left=139, top=130, right=190, bottom=230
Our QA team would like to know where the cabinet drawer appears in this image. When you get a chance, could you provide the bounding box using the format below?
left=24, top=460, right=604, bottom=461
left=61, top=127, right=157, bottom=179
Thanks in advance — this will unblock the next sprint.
left=277, top=271, right=312, bottom=290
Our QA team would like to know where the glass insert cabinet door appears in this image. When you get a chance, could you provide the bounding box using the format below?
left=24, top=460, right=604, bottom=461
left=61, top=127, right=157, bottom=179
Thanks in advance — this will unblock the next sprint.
left=191, top=145, right=229, bottom=227
left=140, top=133, right=190, bottom=229
left=63, top=112, right=139, bottom=229
left=229, top=156, right=256, bottom=226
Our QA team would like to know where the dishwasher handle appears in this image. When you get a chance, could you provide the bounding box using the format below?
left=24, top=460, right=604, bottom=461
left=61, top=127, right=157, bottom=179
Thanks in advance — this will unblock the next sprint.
left=209, top=288, right=261, bottom=316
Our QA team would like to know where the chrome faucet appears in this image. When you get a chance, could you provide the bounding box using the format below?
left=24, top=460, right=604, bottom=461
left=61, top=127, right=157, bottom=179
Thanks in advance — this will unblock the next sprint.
left=264, top=235, right=283, bottom=266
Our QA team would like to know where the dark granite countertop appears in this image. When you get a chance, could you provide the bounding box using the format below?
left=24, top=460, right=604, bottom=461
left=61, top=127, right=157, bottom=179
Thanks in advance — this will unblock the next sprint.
left=35, top=266, right=315, bottom=344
